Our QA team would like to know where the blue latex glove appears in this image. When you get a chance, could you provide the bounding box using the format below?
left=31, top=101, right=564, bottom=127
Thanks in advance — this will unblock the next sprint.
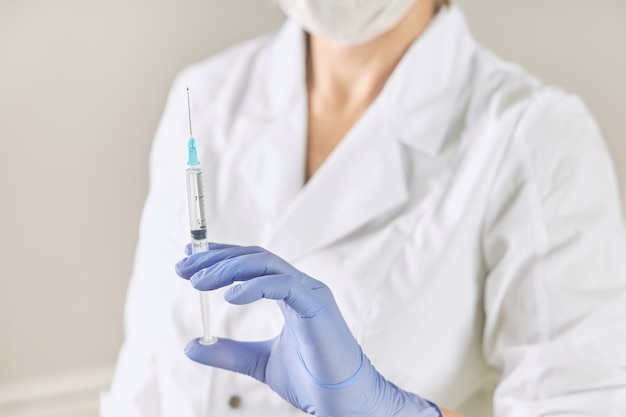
left=175, top=244, right=442, bottom=417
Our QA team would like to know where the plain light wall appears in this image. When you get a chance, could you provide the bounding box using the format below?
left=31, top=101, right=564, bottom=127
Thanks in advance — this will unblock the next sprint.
left=0, top=0, right=624, bottom=414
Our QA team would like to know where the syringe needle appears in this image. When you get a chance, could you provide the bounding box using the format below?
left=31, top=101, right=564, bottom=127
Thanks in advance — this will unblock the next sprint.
left=186, top=87, right=193, bottom=137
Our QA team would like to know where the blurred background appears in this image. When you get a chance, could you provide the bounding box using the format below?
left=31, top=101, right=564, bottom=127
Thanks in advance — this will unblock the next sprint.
left=0, top=0, right=624, bottom=416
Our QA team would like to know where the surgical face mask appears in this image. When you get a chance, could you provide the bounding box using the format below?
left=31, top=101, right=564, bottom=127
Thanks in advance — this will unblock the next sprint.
left=277, top=0, right=417, bottom=46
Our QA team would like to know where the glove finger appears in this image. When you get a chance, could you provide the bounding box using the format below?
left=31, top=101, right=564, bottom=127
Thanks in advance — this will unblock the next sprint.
left=176, top=246, right=265, bottom=279
left=226, top=275, right=362, bottom=385
left=184, top=337, right=273, bottom=383
left=225, top=274, right=322, bottom=319
left=190, top=252, right=297, bottom=290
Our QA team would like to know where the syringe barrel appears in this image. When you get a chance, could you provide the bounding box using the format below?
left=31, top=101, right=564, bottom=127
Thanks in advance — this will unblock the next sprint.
left=185, top=166, right=207, bottom=241
left=186, top=165, right=216, bottom=345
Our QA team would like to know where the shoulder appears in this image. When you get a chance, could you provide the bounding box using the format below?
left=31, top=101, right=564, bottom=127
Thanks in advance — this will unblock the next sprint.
left=464, top=46, right=622, bottom=223
left=477, top=56, right=621, bottom=231
left=166, top=29, right=279, bottom=117
left=510, top=86, right=616, bottom=211
left=147, top=29, right=281, bottom=187
left=468, top=46, right=608, bottom=181
left=470, top=45, right=600, bottom=144
left=151, top=26, right=286, bottom=159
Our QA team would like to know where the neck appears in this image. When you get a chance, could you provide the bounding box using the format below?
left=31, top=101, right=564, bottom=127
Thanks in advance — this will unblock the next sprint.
left=306, top=1, right=436, bottom=111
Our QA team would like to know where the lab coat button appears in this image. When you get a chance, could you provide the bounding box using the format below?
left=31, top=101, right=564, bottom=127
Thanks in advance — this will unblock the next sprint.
left=228, top=395, right=242, bottom=409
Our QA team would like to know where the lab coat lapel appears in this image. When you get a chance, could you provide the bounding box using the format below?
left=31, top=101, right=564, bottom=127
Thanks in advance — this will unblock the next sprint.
left=236, top=113, right=306, bottom=221
left=236, top=21, right=308, bottom=222
left=265, top=108, right=409, bottom=262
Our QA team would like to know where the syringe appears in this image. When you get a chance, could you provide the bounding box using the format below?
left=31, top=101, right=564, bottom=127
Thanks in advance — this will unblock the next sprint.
left=185, top=87, right=216, bottom=345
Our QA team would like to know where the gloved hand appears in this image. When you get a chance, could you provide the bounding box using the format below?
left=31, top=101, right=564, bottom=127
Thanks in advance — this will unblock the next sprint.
left=175, top=244, right=442, bottom=417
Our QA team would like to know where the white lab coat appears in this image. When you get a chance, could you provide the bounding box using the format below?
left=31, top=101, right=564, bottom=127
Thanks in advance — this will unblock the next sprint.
left=101, top=6, right=626, bottom=417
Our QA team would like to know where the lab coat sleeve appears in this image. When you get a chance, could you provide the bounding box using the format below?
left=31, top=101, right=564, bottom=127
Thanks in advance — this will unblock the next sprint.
left=481, top=89, right=626, bottom=416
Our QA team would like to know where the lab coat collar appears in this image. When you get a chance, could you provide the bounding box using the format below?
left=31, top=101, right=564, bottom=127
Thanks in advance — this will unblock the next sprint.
left=384, top=5, right=477, bottom=155
left=263, top=106, right=410, bottom=262
left=267, top=19, right=307, bottom=117
left=236, top=20, right=308, bottom=225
